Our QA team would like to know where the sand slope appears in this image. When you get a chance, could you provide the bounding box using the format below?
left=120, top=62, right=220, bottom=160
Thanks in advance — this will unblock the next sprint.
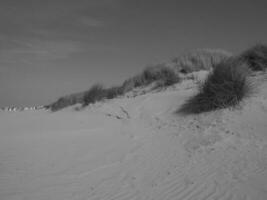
left=1, top=74, right=267, bottom=200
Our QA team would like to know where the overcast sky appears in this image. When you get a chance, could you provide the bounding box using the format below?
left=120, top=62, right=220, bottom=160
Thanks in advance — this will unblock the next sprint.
left=0, top=0, right=267, bottom=107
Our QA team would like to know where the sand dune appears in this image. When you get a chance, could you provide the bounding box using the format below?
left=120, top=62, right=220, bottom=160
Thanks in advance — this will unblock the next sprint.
left=1, top=72, right=267, bottom=200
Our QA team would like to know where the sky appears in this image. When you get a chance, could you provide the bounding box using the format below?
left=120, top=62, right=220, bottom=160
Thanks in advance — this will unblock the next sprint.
left=0, top=0, right=267, bottom=107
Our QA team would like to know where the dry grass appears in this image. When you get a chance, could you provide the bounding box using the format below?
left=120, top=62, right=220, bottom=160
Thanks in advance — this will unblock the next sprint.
left=48, top=92, right=84, bottom=111
left=48, top=84, right=124, bottom=111
left=121, top=64, right=180, bottom=93
left=178, top=58, right=252, bottom=114
left=83, top=84, right=106, bottom=106
left=104, top=86, right=124, bottom=99
left=172, top=49, right=232, bottom=73
left=239, top=44, right=267, bottom=71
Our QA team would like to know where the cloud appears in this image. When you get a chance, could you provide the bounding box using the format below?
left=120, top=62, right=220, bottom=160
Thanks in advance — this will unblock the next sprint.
left=0, top=0, right=122, bottom=64
left=0, top=39, right=83, bottom=64
left=0, top=0, right=119, bottom=41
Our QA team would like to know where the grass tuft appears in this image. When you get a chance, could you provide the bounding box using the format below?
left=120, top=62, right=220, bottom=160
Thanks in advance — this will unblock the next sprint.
left=83, top=84, right=106, bottom=106
left=239, top=44, right=267, bottom=71
left=178, top=58, right=252, bottom=114
left=104, top=86, right=124, bottom=99
left=48, top=93, right=84, bottom=112
left=122, top=64, right=180, bottom=93
left=172, top=49, right=231, bottom=73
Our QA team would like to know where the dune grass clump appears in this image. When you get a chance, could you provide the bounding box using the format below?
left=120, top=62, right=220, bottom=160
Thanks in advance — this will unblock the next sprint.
left=239, top=44, right=267, bottom=71
left=83, top=84, right=125, bottom=106
left=143, top=65, right=180, bottom=85
left=48, top=85, right=124, bottom=111
left=121, top=64, right=180, bottom=93
left=172, top=49, right=232, bottom=74
left=49, top=97, right=74, bottom=112
left=48, top=92, right=84, bottom=111
left=178, top=58, right=252, bottom=114
left=83, top=84, right=106, bottom=106
left=160, top=70, right=181, bottom=86
left=121, top=75, right=146, bottom=92
left=103, top=86, right=123, bottom=99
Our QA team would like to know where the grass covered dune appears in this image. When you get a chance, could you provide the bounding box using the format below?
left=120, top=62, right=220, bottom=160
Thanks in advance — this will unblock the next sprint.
left=47, top=44, right=267, bottom=112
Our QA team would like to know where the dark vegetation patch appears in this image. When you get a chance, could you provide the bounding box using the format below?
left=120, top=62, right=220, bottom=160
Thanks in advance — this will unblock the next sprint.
left=49, top=92, right=84, bottom=112
left=238, top=44, right=267, bottom=71
left=178, top=58, right=252, bottom=114
left=83, top=84, right=106, bottom=106
left=121, top=64, right=180, bottom=93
